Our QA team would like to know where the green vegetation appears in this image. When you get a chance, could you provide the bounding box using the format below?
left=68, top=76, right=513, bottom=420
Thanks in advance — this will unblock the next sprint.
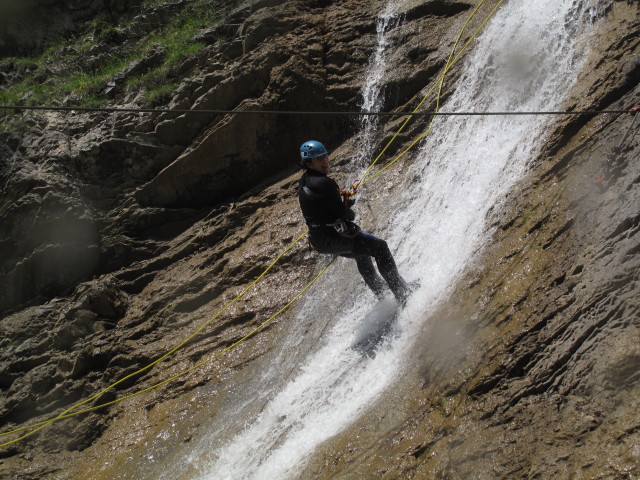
left=0, top=0, right=226, bottom=115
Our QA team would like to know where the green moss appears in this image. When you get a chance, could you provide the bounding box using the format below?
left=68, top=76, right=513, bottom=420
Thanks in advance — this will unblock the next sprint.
left=125, top=64, right=178, bottom=106
left=144, top=82, right=179, bottom=106
left=0, top=0, right=227, bottom=113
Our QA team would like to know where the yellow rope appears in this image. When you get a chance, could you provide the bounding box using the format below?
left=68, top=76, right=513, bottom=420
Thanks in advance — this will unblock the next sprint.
left=357, top=0, right=505, bottom=188
left=0, top=256, right=334, bottom=447
left=1, top=229, right=309, bottom=444
left=1, top=0, right=505, bottom=449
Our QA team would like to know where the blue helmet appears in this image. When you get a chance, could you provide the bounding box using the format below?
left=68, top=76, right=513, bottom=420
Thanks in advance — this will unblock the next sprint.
left=299, top=140, right=328, bottom=167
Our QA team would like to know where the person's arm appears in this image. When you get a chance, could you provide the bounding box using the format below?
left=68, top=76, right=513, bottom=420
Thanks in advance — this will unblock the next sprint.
left=320, top=177, right=355, bottom=222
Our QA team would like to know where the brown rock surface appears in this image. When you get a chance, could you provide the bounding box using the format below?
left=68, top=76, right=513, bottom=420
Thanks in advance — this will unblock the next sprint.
left=0, top=0, right=140, bottom=57
left=0, top=0, right=638, bottom=479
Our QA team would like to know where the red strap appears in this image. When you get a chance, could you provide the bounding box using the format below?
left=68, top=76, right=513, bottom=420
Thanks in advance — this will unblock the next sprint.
left=339, top=189, right=354, bottom=206
left=630, top=106, right=640, bottom=113
left=339, top=179, right=360, bottom=207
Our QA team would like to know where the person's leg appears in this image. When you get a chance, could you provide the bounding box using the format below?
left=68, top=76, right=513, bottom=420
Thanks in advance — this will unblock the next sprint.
left=353, top=255, right=386, bottom=298
left=309, top=231, right=386, bottom=298
left=352, top=232, right=410, bottom=303
left=309, top=231, right=354, bottom=255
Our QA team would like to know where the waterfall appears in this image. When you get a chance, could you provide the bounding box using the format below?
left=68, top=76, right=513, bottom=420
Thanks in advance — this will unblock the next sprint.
left=190, top=1, right=600, bottom=478
left=355, top=1, right=404, bottom=167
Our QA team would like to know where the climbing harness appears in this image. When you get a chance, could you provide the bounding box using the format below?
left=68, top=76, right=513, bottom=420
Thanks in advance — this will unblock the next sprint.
left=333, top=218, right=361, bottom=238
left=307, top=219, right=360, bottom=238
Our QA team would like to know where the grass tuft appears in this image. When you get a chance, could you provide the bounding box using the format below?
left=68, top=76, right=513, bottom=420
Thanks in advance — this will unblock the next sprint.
left=0, top=0, right=230, bottom=116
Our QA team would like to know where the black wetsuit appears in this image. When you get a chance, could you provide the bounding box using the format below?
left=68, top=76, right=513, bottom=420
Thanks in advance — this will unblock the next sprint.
left=298, top=169, right=409, bottom=302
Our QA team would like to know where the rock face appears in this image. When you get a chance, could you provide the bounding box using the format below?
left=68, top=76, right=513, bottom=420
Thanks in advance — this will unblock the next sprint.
left=0, top=159, right=100, bottom=313
left=0, top=0, right=638, bottom=479
left=0, top=0, right=140, bottom=57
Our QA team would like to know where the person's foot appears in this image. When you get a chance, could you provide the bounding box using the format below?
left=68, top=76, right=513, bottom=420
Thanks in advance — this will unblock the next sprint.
left=396, top=280, right=419, bottom=307
left=370, top=279, right=387, bottom=301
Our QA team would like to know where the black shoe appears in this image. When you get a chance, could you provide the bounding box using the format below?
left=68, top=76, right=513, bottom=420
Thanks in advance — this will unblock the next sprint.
left=396, top=281, right=419, bottom=308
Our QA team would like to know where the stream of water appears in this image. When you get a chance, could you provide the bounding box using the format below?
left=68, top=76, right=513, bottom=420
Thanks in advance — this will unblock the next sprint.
left=190, top=0, right=600, bottom=478
left=355, top=1, right=404, bottom=167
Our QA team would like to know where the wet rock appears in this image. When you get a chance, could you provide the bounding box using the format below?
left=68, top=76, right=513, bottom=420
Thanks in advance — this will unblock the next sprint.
left=0, top=165, right=101, bottom=313
left=0, top=278, right=128, bottom=432
left=72, top=136, right=182, bottom=185
left=66, top=277, right=129, bottom=321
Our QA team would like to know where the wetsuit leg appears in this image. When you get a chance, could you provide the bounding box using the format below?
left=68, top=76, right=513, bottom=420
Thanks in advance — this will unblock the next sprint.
left=351, top=232, right=409, bottom=302
left=308, top=231, right=355, bottom=255
left=308, top=230, right=409, bottom=302
left=309, top=231, right=386, bottom=298
left=353, top=256, right=386, bottom=299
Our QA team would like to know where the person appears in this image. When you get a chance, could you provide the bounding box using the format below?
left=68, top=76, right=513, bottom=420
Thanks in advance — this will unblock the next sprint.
left=297, top=140, right=412, bottom=305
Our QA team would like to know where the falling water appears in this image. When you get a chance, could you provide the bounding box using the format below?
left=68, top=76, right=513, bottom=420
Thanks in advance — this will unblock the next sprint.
left=355, top=1, right=404, bottom=167
left=194, top=0, right=601, bottom=478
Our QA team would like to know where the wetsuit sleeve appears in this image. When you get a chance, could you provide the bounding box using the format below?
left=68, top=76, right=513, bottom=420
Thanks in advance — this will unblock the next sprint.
left=299, top=171, right=357, bottom=226
left=318, top=177, right=354, bottom=222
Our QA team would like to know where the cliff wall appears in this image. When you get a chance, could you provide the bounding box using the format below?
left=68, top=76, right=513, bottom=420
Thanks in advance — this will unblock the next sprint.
left=0, top=0, right=638, bottom=478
